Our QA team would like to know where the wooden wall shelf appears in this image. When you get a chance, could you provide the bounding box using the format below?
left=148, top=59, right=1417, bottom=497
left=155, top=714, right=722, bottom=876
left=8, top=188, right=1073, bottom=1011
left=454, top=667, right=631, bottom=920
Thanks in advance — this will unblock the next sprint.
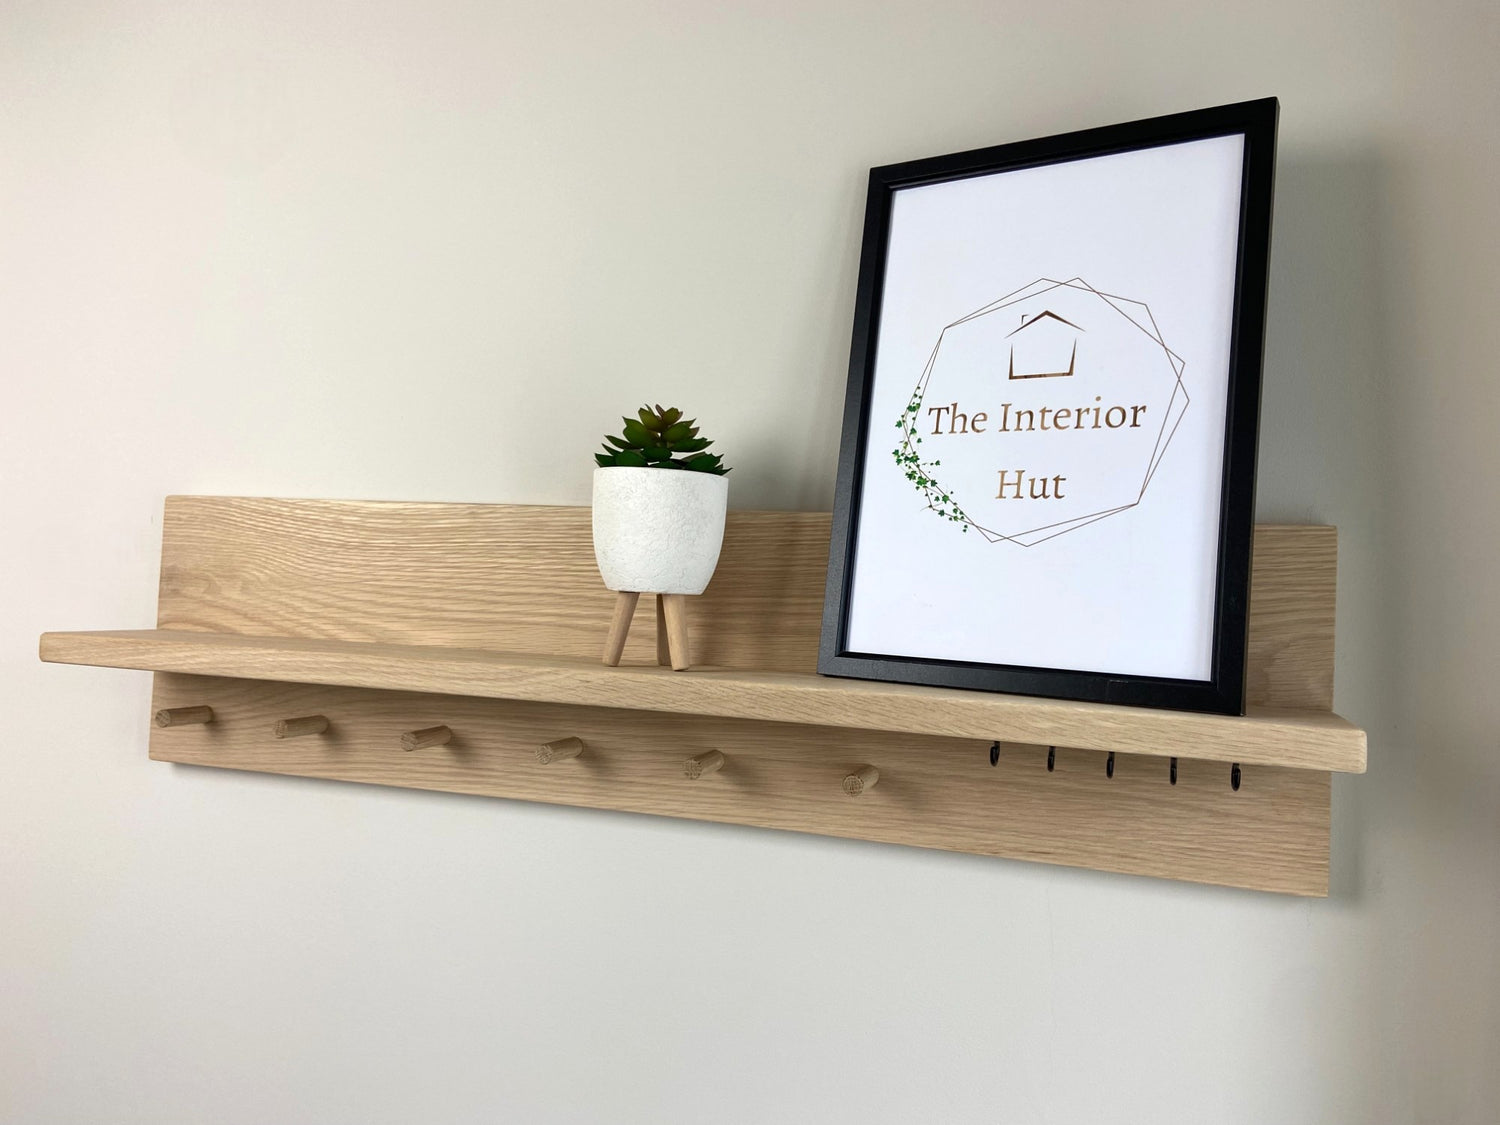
left=40, top=496, right=1367, bottom=896
left=40, top=629, right=1365, bottom=772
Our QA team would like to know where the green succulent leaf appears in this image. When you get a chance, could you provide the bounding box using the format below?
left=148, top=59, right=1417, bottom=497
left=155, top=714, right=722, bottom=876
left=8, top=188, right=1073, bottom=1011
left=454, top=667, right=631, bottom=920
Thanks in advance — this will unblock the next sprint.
left=600, top=406, right=727, bottom=475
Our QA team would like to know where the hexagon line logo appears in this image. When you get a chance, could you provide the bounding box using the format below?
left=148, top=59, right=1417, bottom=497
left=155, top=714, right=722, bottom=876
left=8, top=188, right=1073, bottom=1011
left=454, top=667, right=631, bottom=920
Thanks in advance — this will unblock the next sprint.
left=890, top=277, right=1189, bottom=546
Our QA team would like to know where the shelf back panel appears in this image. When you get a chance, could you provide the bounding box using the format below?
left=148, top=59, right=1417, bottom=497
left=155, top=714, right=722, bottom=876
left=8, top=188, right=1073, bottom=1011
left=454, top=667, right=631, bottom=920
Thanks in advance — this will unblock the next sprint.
left=157, top=497, right=1336, bottom=708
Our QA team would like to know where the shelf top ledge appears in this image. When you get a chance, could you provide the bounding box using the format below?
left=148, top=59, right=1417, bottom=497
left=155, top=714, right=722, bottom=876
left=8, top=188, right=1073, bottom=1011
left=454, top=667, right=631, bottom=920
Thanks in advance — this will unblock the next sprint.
left=39, top=629, right=1367, bottom=774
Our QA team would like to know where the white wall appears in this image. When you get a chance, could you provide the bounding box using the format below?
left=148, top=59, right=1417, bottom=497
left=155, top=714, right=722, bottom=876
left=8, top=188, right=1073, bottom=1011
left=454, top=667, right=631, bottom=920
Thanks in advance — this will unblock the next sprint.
left=3, top=2, right=1496, bottom=1122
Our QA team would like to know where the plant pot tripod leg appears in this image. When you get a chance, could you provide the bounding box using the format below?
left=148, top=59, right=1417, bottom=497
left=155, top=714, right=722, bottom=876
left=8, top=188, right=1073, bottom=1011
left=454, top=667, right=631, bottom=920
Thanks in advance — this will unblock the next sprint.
left=661, top=593, right=692, bottom=671
left=602, top=590, right=640, bottom=666
left=655, top=595, right=671, bottom=666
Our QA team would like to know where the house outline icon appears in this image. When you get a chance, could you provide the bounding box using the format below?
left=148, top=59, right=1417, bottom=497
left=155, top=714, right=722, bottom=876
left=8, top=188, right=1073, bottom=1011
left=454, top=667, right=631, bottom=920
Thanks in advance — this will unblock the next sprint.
left=1006, top=310, right=1083, bottom=380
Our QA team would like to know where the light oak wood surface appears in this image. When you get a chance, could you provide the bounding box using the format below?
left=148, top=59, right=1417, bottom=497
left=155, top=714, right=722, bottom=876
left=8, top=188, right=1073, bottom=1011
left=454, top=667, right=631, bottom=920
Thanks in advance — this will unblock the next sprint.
left=273, top=715, right=329, bottom=739
left=39, top=628, right=1365, bottom=771
left=155, top=497, right=831, bottom=674
left=145, top=673, right=1333, bottom=896
left=153, top=704, right=213, bottom=727
left=400, top=725, right=451, bottom=751
left=37, top=496, right=1363, bottom=894
left=149, top=497, right=1337, bottom=708
left=683, top=750, right=725, bottom=779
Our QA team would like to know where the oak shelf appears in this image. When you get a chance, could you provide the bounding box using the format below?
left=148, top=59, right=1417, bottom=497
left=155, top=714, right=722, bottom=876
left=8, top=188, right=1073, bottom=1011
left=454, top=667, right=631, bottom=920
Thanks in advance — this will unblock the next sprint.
left=40, top=628, right=1366, bottom=774
left=38, top=496, right=1367, bottom=896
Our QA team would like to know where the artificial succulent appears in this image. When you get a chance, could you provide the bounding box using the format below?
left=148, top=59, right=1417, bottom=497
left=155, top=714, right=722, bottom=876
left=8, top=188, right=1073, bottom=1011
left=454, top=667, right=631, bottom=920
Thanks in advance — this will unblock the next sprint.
left=595, top=405, right=729, bottom=475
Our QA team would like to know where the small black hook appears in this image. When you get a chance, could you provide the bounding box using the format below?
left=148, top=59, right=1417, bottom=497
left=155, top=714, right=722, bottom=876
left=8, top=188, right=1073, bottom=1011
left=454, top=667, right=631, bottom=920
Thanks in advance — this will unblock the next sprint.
left=1169, top=756, right=1178, bottom=785
left=1105, top=751, right=1115, bottom=779
left=1046, top=746, right=1056, bottom=772
left=1230, top=763, right=1242, bottom=791
left=989, top=740, right=1000, bottom=766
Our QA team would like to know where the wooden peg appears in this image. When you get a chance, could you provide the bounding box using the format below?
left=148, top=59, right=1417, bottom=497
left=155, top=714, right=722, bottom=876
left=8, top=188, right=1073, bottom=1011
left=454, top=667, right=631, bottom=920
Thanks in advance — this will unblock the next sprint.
left=274, top=715, right=329, bottom=739
left=842, top=765, right=880, bottom=796
left=683, top=750, right=725, bottom=779
left=537, top=736, right=584, bottom=764
left=660, top=593, right=692, bottom=671
left=602, top=591, right=640, bottom=666
left=401, top=725, right=452, bottom=751
left=154, top=705, right=214, bottom=727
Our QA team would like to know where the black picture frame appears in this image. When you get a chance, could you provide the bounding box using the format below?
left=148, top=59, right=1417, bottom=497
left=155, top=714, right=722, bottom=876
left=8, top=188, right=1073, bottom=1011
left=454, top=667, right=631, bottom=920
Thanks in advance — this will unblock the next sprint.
left=818, top=98, right=1278, bottom=715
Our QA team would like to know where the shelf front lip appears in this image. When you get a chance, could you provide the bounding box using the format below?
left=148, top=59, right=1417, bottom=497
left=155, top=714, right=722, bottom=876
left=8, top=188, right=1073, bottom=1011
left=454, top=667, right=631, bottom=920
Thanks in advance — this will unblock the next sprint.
left=39, top=629, right=1368, bottom=773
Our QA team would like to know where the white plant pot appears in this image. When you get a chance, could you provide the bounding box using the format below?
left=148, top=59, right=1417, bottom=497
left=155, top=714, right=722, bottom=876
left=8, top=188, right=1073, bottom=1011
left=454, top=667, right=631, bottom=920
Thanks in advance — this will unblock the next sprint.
left=592, top=467, right=729, bottom=595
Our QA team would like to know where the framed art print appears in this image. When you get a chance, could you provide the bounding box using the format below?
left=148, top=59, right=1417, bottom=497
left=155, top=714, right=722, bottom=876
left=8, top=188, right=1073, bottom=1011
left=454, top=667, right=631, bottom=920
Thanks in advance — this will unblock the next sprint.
left=819, top=98, right=1278, bottom=715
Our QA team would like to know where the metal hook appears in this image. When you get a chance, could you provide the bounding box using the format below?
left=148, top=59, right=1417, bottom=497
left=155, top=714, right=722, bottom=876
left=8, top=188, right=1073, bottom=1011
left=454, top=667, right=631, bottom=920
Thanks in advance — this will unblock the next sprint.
left=989, top=741, right=1000, bottom=766
left=1105, top=751, right=1115, bottom=779
left=1046, top=746, right=1056, bottom=772
left=1230, top=763, right=1242, bottom=791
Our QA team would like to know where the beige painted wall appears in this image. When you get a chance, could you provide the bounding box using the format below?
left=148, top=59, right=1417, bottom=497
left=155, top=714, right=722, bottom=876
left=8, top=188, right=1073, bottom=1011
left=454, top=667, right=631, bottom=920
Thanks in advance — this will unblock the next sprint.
left=3, top=2, right=1496, bottom=1121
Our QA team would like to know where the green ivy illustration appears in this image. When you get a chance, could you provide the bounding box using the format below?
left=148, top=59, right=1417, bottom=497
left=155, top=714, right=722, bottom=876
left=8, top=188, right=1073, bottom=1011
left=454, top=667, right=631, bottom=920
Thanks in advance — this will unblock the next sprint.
left=891, top=383, right=972, bottom=532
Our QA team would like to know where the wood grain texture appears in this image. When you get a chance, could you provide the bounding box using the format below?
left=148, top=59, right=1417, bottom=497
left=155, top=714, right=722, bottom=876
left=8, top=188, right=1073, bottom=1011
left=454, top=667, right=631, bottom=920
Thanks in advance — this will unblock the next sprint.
left=156, top=497, right=830, bottom=674
left=39, top=629, right=1366, bottom=771
left=654, top=596, right=670, bottom=667
left=38, top=497, right=1358, bottom=893
left=602, top=591, right=638, bottom=667
left=400, top=725, right=451, bottom=751
left=273, top=715, right=328, bottom=739
left=537, top=737, right=584, bottom=764
left=151, top=498, right=1336, bottom=706
left=147, top=674, right=1332, bottom=895
left=153, top=705, right=213, bottom=727
left=1244, top=526, right=1337, bottom=710
left=661, top=594, right=691, bottom=671
left=684, top=750, right=725, bottom=779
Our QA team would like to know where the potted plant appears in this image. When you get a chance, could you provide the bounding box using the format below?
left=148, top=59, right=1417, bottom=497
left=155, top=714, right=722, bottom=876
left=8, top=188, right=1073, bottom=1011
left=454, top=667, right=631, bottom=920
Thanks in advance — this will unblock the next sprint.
left=592, top=405, right=730, bottom=600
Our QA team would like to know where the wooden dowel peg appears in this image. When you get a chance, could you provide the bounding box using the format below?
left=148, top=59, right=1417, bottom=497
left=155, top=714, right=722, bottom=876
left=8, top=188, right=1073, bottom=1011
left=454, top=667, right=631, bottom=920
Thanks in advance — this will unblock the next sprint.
left=154, top=705, right=214, bottom=727
left=537, top=736, right=584, bottom=764
left=602, top=591, right=640, bottom=667
left=274, top=715, right=329, bottom=739
left=401, top=725, right=452, bottom=751
left=683, top=750, right=725, bottom=779
left=842, top=765, right=880, bottom=796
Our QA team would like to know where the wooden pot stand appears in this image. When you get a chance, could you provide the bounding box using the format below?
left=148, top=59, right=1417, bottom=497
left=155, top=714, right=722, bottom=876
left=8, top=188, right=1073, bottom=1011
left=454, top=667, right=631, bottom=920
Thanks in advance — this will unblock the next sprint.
left=603, top=591, right=693, bottom=671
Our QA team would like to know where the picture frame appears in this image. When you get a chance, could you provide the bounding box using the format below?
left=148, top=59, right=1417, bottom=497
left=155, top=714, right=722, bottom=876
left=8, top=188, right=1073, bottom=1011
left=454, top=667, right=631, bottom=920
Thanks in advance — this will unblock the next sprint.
left=819, top=98, right=1278, bottom=715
